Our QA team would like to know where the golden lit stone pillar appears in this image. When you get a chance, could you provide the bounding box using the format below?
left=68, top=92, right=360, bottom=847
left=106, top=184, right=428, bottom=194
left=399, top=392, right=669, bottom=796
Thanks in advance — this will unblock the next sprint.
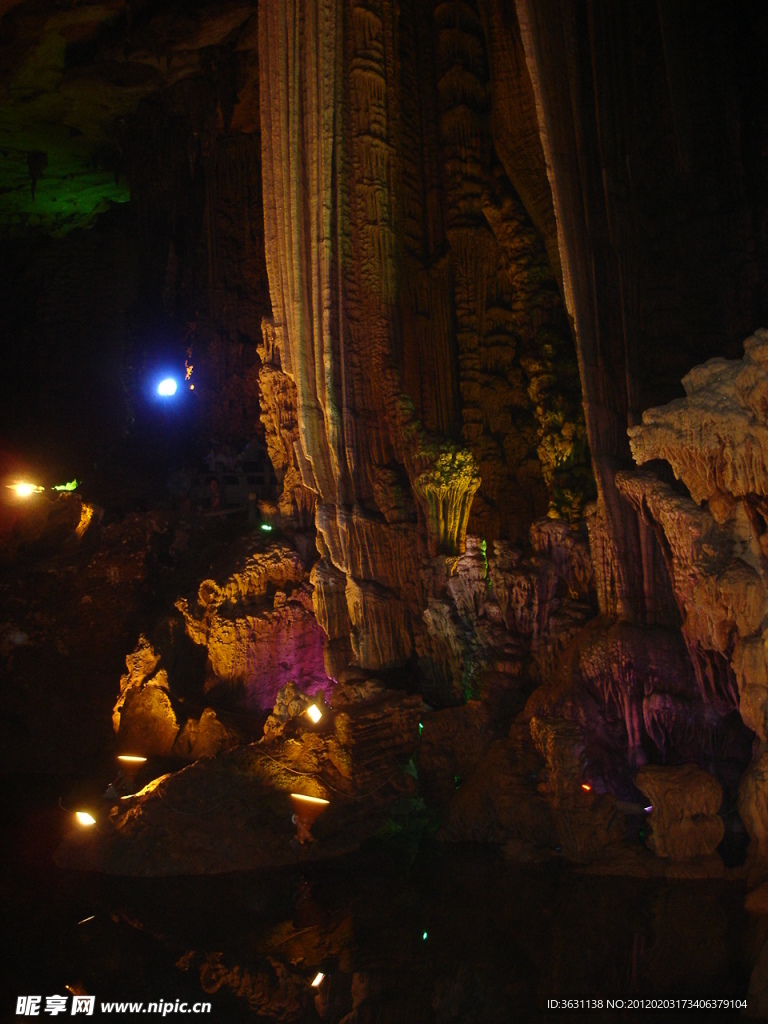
left=259, top=0, right=480, bottom=670
left=259, top=0, right=346, bottom=508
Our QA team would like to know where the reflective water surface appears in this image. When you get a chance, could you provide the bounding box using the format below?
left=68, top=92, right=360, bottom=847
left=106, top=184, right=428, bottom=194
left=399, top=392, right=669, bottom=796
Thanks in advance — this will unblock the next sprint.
left=3, top=777, right=755, bottom=1023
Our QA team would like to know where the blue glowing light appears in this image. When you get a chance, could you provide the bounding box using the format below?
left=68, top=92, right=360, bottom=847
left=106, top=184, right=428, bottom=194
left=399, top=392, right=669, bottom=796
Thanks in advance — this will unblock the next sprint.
left=157, top=378, right=178, bottom=397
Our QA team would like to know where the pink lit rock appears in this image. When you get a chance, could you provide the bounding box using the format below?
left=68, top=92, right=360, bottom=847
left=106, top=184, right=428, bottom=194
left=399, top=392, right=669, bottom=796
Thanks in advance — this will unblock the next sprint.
left=176, top=542, right=331, bottom=711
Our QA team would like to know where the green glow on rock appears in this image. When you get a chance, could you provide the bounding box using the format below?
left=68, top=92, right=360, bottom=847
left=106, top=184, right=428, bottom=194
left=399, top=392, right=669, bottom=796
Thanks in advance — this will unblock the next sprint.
left=0, top=12, right=149, bottom=237
left=479, top=537, right=491, bottom=589
left=52, top=479, right=78, bottom=492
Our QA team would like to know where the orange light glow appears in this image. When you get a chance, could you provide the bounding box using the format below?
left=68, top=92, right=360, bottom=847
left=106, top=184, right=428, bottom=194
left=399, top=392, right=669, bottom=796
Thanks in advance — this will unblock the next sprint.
left=581, top=783, right=592, bottom=792
left=311, top=972, right=325, bottom=988
left=75, top=811, right=96, bottom=827
left=290, top=793, right=330, bottom=843
left=117, top=754, right=148, bottom=785
left=76, top=503, right=94, bottom=538
left=290, top=794, right=329, bottom=806
left=9, top=482, right=44, bottom=498
left=306, top=704, right=322, bottom=724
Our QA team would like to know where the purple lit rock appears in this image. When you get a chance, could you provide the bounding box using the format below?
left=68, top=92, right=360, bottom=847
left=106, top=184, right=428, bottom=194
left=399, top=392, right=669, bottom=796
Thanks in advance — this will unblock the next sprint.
left=176, top=542, right=331, bottom=710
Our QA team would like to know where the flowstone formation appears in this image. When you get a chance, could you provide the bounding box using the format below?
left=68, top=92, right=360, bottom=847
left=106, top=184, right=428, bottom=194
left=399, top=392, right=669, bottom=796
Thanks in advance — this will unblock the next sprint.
left=45, top=0, right=768, bottom=887
left=256, top=320, right=316, bottom=529
left=175, top=541, right=330, bottom=712
left=623, top=330, right=768, bottom=876
left=113, top=538, right=331, bottom=763
left=256, top=0, right=587, bottom=679
left=259, top=0, right=476, bottom=676
left=635, top=764, right=724, bottom=862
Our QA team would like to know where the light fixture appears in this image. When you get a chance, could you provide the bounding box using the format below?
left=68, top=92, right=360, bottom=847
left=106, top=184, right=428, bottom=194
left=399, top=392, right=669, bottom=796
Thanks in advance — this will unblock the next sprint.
left=422, top=931, right=428, bottom=941
left=9, top=482, right=44, bottom=498
left=157, top=378, right=178, bottom=397
left=310, top=973, right=324, bottom=988
left=260, top=523, right=273, bottom=532
left=117, top=754, right=147, bottom=776
left=581, top=783, right=592, bottom=792
left=306, top=704, right=322, bottom=724
left=116, top=754, right=147, bottom=793
left=290, top=793, right=330, bottom=844
left=75, top=811, right=96, bottom=827
left=644, top=805, right=653, bottom=813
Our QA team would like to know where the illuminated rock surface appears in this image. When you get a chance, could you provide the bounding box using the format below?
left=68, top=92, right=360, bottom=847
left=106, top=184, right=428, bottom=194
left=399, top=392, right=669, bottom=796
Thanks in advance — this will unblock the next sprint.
left=176, top=542, right=330, bottom=711
left=623, top=334, right=768, bottom=874
left=636, top=764, right=725, bottom=861
left=255, top=0, right=590, bottom=676
left=59, top=683, right=422, bottom=875
left=256, top=320, right=316, bottom=528
left=3, top=0, right=768, bottom=953
left=629, top=331, right=768, bottom=504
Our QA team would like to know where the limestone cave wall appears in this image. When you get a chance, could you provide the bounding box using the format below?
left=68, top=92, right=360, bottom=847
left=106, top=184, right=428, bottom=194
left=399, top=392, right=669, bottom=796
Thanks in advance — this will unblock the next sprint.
left=255, top=0, right=768, bottom=695
left=7, top=0, right=768, bottom=875
left=514, top=0, right=768, bottom=622
left=257, top=0, right=589, bottom=678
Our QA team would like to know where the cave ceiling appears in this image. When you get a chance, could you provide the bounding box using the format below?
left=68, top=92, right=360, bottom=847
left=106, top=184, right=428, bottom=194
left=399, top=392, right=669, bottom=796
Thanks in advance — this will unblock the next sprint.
left=0, top=0, right=256, bottom=236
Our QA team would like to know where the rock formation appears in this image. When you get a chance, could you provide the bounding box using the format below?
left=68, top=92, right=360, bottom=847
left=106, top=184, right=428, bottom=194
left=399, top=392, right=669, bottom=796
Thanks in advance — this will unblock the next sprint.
left=62, top=678, right=423, bottom=875
left=5, top=0, right=768, bottom=901
left=622, top=331, right=768, bottom=874
left=635, top=764, right=724, bottom=861
left=256, top=320, right=317, bottom=527
left=255, top=0, right=590, bottom=678
left=176, top=542, right=330, bottom=710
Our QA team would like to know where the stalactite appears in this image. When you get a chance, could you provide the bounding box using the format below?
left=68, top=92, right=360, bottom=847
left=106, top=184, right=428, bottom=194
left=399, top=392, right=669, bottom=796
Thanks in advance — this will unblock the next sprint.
left=259, top=0, right=480, bottom=670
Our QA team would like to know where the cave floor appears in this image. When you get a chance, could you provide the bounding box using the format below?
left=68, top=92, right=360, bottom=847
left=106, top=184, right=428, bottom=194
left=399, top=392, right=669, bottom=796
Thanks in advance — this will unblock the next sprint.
left=2, top=775, right=753, bottom=1023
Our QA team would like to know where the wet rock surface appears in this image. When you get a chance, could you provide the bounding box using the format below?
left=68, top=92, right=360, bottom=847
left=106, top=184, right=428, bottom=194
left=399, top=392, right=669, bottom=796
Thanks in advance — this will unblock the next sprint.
left=5, top=776, right=755, bottom=1023
left=58, top=682, right=423, bottom=876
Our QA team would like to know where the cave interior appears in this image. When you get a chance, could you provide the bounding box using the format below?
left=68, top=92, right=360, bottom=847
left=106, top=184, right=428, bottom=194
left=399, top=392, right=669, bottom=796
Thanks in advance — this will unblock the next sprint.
left=3, top=0, right=768, bottom=1018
